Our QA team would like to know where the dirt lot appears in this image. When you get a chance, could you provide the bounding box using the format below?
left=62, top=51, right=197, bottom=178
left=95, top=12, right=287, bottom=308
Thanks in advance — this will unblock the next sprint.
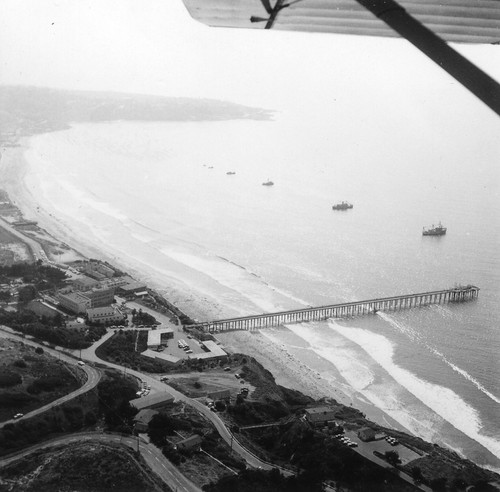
left=164, top=370, right=255, bottom=399
left=0, top=225, right=31, bottom=266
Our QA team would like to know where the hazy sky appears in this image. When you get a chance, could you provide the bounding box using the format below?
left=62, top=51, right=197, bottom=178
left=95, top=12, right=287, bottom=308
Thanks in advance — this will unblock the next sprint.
left=1, top=0, right=499, bottom=136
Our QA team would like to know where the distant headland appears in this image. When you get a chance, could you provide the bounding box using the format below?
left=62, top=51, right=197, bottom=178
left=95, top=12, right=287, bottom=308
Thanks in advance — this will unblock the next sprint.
left=0, top=85, right=275, bottom=146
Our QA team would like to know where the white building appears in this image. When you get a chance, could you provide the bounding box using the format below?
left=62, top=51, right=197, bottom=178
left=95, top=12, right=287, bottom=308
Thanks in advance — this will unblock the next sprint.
left=146, top=328, right=174, bottom=349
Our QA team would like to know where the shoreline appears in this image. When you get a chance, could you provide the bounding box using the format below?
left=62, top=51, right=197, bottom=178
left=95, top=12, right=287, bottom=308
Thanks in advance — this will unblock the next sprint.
left=0, top=139, right=407, bottom=434
left=4, top=134, right=500, bottom=473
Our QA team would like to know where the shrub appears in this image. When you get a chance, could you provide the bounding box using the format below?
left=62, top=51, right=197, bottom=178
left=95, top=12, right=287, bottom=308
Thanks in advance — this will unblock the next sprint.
left=0, top=371, right=22, bottom=388
left=27, top=376, right=66, bottom=395
left=12, top=359, right=27, bottom=369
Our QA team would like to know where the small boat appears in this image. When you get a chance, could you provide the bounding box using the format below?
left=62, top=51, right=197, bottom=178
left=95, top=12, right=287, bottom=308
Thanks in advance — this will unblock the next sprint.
left=226, top=171, right=236, bottom=175
left=262, top=180, right=274, bottom=186
left=332, top=201, right=353, bottom=210
left=423, top=222, right=447, bottom=236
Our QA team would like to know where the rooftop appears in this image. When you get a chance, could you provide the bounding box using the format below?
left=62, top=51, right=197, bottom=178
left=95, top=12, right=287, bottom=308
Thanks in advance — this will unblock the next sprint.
left=147, top=328, right=174, bottom=347
left=130, top=392, right=175, bottom=411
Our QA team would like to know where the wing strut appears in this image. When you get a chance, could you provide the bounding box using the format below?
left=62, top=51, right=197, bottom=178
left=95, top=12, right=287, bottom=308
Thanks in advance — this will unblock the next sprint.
left=354, top=0, right=500, bottom=116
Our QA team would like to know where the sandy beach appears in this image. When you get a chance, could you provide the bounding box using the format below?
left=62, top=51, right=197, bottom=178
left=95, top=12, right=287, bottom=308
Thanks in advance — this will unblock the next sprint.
left=0, top=140, right=404, bottom=433
left=4, top=124, right=500, bottom=473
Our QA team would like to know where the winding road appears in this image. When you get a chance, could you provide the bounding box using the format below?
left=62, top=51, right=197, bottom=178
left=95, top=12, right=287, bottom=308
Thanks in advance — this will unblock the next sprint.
left=0, top=431, right=201, bottom=492
left=0, top=326, right=101, bottom=430
left=0, top=325, right=426, bottom=491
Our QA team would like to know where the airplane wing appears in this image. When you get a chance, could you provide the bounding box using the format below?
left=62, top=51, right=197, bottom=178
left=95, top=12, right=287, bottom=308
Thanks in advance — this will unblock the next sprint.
left=180, top=0, right=500, bottom=116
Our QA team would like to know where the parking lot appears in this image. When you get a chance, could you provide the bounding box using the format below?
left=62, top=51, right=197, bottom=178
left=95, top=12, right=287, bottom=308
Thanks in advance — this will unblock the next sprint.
left=345, top=432, right=423, bottom=466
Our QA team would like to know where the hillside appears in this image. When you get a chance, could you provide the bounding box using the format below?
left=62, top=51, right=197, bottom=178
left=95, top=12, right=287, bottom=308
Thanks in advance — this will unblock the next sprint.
left=0, top=85, right=274, bottom=145
left=0, top=441, right=167, bottom=492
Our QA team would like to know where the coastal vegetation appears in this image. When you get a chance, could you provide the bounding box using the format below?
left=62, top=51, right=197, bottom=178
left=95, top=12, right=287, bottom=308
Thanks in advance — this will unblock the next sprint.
left=131, top=308, right=158, bottom=326
left=0, top=441, right=166, bottom=492
left=0, top=367, right=137, bottom=457
left=0, top=308, right=106, bottom=349
left=0, top=339, right=80, bottom=422
left=146, top=402, right=247, bottom=486
left=97, top=369, right=138, bottom=433
left=0, top=262, right=67, bottom=290
left=209, top=356, right=498, bottom=491
left=95, top=330, right=172, bottom=372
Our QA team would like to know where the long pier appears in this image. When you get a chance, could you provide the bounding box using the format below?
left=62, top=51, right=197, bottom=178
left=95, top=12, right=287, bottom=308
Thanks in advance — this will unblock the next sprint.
left=186, top=285, right=479, bottom=333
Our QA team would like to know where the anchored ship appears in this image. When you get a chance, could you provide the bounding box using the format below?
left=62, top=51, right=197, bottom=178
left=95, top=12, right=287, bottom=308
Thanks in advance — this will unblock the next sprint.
left=262, top=180, right=274, bottom=186
left=423, top=222, right=447, bottom=236
left=332, top=201, right=353, bottom=210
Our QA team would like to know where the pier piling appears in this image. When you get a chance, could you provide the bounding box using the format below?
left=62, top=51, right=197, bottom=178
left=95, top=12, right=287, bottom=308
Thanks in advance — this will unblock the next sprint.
left=186, top=285, right=479, bottom=333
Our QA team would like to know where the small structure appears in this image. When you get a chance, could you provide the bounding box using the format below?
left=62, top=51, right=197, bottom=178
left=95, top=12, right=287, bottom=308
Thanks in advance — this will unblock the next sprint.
left=206, top=388, right=231, bottom=402
left=133, top=409, right=158, bottom=433
left=140, top=349, right=181, bottom=366
left=304, top=406, right=336, bottom=426
left=188, top=340, right=227, bottom=361
left=147, top=328, right=174, bottom=349
left=175, top=434, right=202, bottom=452
left=358, top=427, right=377, bottom=442
left=130, top=392, right=175, bottom=411
left=117, top=279, right=148, bottom=297
left=81, top=260, right=115, bottom=279
left=86, top=306, right=126, bottom=325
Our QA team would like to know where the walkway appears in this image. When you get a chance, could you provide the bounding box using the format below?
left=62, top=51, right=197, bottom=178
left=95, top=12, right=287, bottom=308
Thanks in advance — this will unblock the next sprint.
left=186, top=286, right=480, bottom=332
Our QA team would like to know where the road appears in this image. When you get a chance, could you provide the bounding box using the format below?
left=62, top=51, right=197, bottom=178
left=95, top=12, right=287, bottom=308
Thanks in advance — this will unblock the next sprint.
left=0, top=326, right=102, bottom=430
left=76, top=328, right=282, bottom=470
left=0, top=326, right=424, bottom=491
left=0, top=329, right=200, bottom=492
left=0, top=431, right=201, bottom=492
left=0, top=216, right=43, bottom=261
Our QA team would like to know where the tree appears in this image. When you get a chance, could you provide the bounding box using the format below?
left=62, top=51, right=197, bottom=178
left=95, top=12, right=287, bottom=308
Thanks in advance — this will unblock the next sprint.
left=18, top=285, right=37, bottom=304
left=148, top=413, right=175, bottom=446
left=411, top=466, right=424, bottom=484
left=430, top=477, right=448, bottom=491
left=384, top=450, right=400, bottom=466
left=0, top=291, right=11, bottom=301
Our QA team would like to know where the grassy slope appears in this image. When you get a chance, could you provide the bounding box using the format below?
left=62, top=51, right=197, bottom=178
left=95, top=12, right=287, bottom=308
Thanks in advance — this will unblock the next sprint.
left=0, top=338, right=80, bottom=421
left=0, top=441, right=167, bottom=492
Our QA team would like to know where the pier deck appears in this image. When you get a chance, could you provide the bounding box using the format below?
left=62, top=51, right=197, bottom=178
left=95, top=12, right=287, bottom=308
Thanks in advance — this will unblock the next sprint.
left=186, top=285, right=479, bottom=333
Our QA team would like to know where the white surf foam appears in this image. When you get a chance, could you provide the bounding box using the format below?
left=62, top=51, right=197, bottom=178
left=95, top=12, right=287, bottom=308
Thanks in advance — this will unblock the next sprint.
left=325, top=320, right=500, bottom=460
left=284, top=322, right=443, bottom=440
left=378, top=312, right=500, bottom=405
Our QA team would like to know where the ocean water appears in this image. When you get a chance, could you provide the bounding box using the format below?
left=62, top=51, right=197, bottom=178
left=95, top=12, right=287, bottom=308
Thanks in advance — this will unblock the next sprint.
left=17, top=109, right=500, bottom=470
